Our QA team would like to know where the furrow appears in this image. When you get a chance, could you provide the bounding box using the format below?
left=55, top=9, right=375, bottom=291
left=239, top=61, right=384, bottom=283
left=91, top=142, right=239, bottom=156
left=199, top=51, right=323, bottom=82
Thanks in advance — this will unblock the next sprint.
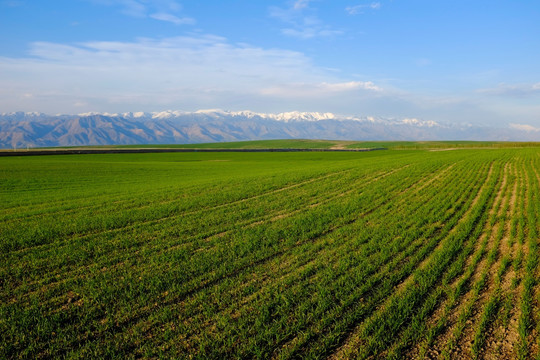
left=328, top=160, right=498, bottom=359
left=393, top=161, right=510, bottom=360
left=429, top=161, right=509, bottom=359
left=2, top=168, right=354, bottom=253
left=479, top=160, right=520, bottom=360
left=4, top=166, right=408, bottom=300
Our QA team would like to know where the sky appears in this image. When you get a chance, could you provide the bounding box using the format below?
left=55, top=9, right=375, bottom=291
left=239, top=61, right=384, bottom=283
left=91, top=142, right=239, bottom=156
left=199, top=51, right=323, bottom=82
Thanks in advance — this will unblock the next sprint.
left=1, top=0, right=540, bottom=128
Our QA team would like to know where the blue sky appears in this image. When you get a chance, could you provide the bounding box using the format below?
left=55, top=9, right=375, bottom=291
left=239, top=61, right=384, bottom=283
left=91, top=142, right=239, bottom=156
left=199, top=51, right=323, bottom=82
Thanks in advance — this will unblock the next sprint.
left=1, top=0, right=540, bottom=128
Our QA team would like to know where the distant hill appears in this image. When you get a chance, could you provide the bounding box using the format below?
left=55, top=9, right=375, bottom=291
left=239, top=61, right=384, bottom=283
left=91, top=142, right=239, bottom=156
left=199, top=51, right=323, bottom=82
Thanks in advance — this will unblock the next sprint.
left=1, top=110, right=539, bottom=149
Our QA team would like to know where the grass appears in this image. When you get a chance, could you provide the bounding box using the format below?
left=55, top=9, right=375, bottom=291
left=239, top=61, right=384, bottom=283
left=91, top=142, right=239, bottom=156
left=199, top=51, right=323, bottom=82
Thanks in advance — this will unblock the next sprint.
left=1, top=144, right=540, bottom=359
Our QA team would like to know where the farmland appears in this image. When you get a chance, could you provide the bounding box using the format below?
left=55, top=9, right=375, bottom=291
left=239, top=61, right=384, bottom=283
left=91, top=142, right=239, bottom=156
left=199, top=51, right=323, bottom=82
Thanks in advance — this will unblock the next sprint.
left=1, top=144, right=540, bottom=359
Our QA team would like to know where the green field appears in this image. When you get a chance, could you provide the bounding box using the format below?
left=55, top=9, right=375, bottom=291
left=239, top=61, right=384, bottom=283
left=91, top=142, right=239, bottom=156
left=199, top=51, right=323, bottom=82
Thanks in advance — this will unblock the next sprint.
left=40, top=138, right=540, bottom=151
left=1, top=145, right=540, bottom=359
left=116, top=139, right=350, bottom=149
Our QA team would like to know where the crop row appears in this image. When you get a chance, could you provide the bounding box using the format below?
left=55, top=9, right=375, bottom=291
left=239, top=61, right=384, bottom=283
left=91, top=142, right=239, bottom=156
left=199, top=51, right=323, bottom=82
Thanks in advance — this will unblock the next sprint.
left=1, top=149, right=539, bottom=359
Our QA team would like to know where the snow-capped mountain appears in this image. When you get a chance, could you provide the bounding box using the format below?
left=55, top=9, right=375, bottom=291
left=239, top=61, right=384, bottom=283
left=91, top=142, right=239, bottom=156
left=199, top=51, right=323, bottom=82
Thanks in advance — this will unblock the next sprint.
left=0, top=109, right=537, bottom=148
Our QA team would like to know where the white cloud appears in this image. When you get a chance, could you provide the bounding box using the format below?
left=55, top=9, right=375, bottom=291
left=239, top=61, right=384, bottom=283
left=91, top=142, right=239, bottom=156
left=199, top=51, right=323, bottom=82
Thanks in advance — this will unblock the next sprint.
left=261, top=81, right=383, bottom=98
left=320, top=81, right=382, bottom=92
left=73, top=101, right=89, bottom=108
left=0, top=35, right=358, bottom=112
left=89, top=0, right=192, bottom=24
left=346, top=2, right=381, bottom=15
left=4, top=29, right=537, bottom=126
left=509, top=123, right=540, bottom=132
left=110, top=0, right=146, bottom=17
left=269, top=1, right=342, bottom=39
left=281, top=27, right=343, bottom=39
left=149, top=12, right=194, bottom=25
left=268, top=6, right=293, bottom=23
left=293, top=0, right=312, bottom=10
left=2, top=35, right=519, bottom=125
left=478, top=82, right=540, bottom=97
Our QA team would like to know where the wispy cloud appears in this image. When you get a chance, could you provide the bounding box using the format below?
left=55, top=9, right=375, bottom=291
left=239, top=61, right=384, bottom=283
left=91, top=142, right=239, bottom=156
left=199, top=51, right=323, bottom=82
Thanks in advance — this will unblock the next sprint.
left=281, top=27, right=343, bottom=39
left=261, top=80, right=383, bottom=98
left=478, top=82, right=540, bottom=97
left=345, top=2, right=381, bottom=15
left=1, top=34, right=509, bottom=122
left=89, top=0, right=194, bottom=24
left=509, top=123, right=540, bottom=132
left=0, top=33, right=400, bottom=115
left=293, top=0, right=312, bottom=10
left=323, top=81, right=382, bottom=92
left=149, top=12, right=194, bottom=25
left=269, top=1, right=342, bottom=39
left=0, top=35, right=345, bottom=112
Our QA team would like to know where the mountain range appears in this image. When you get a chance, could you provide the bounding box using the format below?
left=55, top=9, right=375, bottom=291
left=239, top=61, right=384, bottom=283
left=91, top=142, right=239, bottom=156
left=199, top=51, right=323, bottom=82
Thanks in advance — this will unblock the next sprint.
left=1, top=110, right=539, bottom=149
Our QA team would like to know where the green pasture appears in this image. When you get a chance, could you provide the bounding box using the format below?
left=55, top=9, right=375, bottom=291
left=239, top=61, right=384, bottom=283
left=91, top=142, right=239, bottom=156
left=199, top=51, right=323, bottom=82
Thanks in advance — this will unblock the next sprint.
left=1, top=145, right=539, bottom=359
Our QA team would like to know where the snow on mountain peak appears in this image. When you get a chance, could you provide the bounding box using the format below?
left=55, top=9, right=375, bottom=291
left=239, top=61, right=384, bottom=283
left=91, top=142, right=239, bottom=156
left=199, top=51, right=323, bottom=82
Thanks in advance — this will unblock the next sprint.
left=2, top=109, right=441, bottom=129
left=269, top=111, right=337, bottom=122
left=78, top=111, right=119, bottom=117
left=401, top=118, right=439, bottom=127
left=193, top=109, right=230, bottom=117
left=122, top=111, right=151, bottom=118
left=152, top=110, right=186, bottom=119
left=170, top=109, right=338, bottom=122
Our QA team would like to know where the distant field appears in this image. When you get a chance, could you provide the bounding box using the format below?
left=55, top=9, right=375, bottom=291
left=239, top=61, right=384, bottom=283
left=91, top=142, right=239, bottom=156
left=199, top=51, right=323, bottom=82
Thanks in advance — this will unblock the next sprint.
left=35, top=139, right=540, bottom=151
left=38, top=139, right=349, bottom=150
left=118, top=139, right=348, bottom=149
left=116, top=139, right=540, bottom=150
left=1, top=147, right=540, bottom=359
